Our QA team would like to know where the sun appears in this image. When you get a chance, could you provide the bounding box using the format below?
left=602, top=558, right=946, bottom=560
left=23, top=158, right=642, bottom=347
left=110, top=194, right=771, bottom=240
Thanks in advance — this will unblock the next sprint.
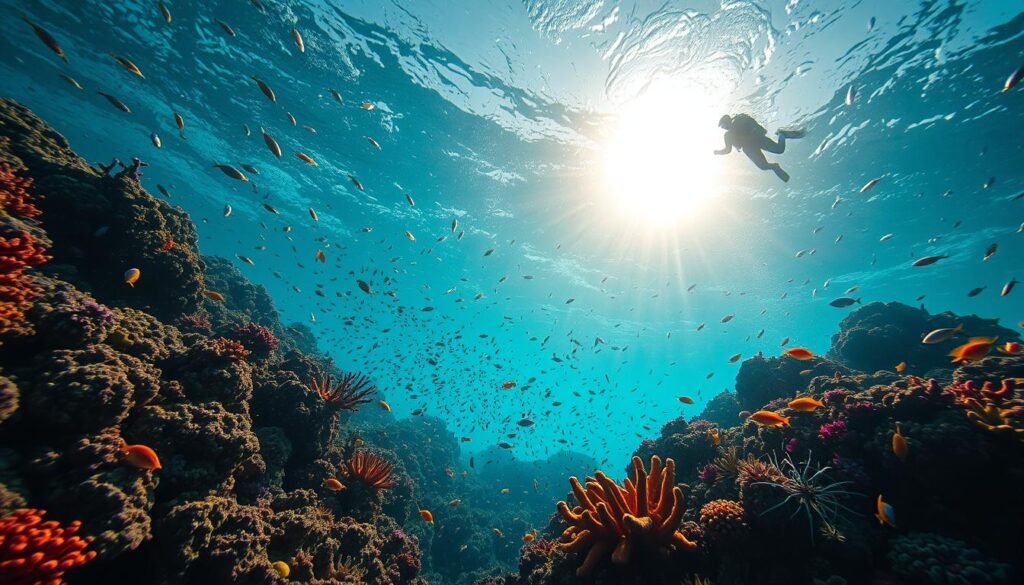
left=601, top=80, right=727, bottom=225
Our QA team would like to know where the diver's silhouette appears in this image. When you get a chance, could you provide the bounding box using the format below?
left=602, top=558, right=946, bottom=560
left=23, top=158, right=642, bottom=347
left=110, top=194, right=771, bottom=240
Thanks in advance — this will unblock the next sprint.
left=714, top=114, right=804, bottom=182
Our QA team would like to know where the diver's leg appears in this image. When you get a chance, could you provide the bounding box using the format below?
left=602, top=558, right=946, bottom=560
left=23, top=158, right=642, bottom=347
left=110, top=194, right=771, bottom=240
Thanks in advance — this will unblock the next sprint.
left=745, top=149, right=790, bottom=182
left=761, top=135, right=785, bottom=154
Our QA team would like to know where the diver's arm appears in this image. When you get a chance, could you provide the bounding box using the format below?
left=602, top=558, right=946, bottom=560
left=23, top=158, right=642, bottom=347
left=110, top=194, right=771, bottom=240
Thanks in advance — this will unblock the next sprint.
left=713, top=136, right=732, bottom=155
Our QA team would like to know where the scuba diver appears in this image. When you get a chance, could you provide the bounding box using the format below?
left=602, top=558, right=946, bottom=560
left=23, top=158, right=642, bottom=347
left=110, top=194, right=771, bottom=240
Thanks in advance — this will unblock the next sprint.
left=714, top=114, right=804, bottom=182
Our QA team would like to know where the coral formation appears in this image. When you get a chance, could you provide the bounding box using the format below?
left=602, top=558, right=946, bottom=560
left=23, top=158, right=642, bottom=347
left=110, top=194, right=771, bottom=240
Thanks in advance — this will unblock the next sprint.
left=888, top=532, right=1010, bottom=584
left=556, top=455, right=695, bottom=576
left=0, top=508, right=96, bottom=584
left=345, top=450, right=397, bottom=491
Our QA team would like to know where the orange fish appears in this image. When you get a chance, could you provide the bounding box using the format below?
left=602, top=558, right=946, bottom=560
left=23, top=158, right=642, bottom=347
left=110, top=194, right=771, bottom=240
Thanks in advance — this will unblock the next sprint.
left=678, top=396, right=694, bottom=405
left=784, top=347, right=815, bottom=360
left=894, top=361, right=906, bottom=373
left=161, top=239, right=174, bottom=251
left=378, top=400, right=391, bottom=412
left=787, top=396, right=824, bottom=412
left=315, top=249, right=326, bottom=263
left=738, top=410, right=752, bottom=418
left=948, top=337, right=998, bottom=362
left=124, top=268, right=141, bottom=287
left=448, top=499, right=461, bottom=507
left=892, top=424, right=907, bottom=461
left=708, top=428, right=721, bottom=445
left=499, top=488, right=509, bottom=495
left=748, top=410, right=790, bottom=427
left=122, top=443, right=161, bottom=470
left=323, top=478, right=346, bottom=491
left=204, top=290, right=226, bottom=302
left=523, top=532, right=535, bottom=542
left=875, top=495, right=896, bottom=527
left=419, top=509, right=434, bottom=524
left=501, top=380, right=516, bottom=389
left=799, top=369, right=813, bottom=376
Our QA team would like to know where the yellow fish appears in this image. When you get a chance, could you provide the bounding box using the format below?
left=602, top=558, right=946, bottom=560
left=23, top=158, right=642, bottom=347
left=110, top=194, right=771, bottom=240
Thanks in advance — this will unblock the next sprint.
left=272, top=561, right=290, bottom=578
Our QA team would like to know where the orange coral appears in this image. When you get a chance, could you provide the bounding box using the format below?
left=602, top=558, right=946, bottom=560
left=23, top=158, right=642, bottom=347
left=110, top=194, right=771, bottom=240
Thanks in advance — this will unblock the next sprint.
left=343, top=450, right=396, bottom=491
left=310, top=372, right=376, bottom=411
left=0, top=163, right=42, bottom=219
left=0, top=508, right=96, bottom=585
left=208, top=337, right=250, bottom=362
left=556, top=455, right=695, bottom=577
left=0, top=231, right=49, bottom=333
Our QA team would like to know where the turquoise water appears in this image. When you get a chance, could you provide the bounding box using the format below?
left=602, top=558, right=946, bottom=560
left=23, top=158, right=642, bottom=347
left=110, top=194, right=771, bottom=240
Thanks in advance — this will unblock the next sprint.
left=1, top=0, right=1021, bottom=470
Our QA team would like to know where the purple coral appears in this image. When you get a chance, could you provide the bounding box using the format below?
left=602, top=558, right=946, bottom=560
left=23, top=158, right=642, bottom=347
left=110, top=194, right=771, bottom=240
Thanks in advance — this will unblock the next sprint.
left=177, top=312, right=211, bottom=333
left=823, top=388, right=852, bottom=406
left=698, top=463, right=720, bottom=483
left=818, top=419, right=848, bottom=441
left=231, top=322, right=278, bottom=359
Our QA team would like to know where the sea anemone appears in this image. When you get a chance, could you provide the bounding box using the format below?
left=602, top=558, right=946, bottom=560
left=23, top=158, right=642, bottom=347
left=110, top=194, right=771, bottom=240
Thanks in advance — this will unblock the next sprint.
left=751, top=451, right=861, bottom=542
left=310, top=372, right=376, bottom=412
left=343, top=450, right=396, bottom=491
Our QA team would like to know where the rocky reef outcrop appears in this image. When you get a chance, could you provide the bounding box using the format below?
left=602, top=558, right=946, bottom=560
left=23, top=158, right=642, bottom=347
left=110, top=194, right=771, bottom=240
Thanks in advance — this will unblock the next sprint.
left=490, top=302, right=1023, bottom=585
left=0, top=98, right=425, bottom=585
left=828, top=301, right=1020, bottom=377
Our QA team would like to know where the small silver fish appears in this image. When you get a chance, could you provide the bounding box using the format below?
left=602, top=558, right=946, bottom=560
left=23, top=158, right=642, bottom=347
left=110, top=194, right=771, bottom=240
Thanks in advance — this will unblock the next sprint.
left=150, top=132, right=161, bottom=148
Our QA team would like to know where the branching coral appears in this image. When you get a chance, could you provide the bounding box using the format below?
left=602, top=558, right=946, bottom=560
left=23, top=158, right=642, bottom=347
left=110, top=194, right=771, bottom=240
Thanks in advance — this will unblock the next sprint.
left=962, top=398, right=1024, bottom=441
left=343, top=451, right=396, bottom=491
left=751, top=452, right=861, bottom=541
left=208, top=337, right=251, bottom=362
left=0, top=231, right=49, bottom=334
left=0, top=508, right=96, bottom=585
left=231, top=322, right=278, bottom=359
left=556, top=455, right=695, bottom=577
left=0, top=163, right=42, bottom=219
left=310, top=373, right=376, bottom=411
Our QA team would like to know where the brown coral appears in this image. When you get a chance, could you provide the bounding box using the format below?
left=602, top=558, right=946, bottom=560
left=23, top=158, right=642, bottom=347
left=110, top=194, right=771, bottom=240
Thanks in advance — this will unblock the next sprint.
left=556, top=455, right=695, bottom=577
left=343, top=451, right=396, bottom=491
left=310, top=372, right=376, bottom=412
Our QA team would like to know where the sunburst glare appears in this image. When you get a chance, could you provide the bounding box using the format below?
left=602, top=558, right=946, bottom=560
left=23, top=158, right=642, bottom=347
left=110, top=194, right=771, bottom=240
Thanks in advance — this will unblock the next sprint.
left=601, top=80, right=728, bottom=225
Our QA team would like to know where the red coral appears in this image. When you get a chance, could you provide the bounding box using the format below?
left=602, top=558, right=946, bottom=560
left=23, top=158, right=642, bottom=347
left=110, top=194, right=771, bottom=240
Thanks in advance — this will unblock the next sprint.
left=208, top=337, right=251, bottom=362
left=0, top=231, right=50, bottom=333
left=0, top=508, right=96, bottom=585
left=0, top=163, right=42, bottom=219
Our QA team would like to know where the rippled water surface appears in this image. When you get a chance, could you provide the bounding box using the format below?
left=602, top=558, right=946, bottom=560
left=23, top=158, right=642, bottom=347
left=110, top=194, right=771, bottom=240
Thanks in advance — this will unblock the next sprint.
left=1, top=0, right=1021, bottom=467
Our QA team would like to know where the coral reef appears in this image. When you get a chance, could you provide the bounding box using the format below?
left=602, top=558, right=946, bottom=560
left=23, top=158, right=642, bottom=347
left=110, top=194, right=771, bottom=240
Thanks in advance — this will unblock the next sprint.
left=345, top=450, right=397, bottom=491
left=888, top=532, right=1010, bottom=584
left=0, top=99, right=426, bottom=585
